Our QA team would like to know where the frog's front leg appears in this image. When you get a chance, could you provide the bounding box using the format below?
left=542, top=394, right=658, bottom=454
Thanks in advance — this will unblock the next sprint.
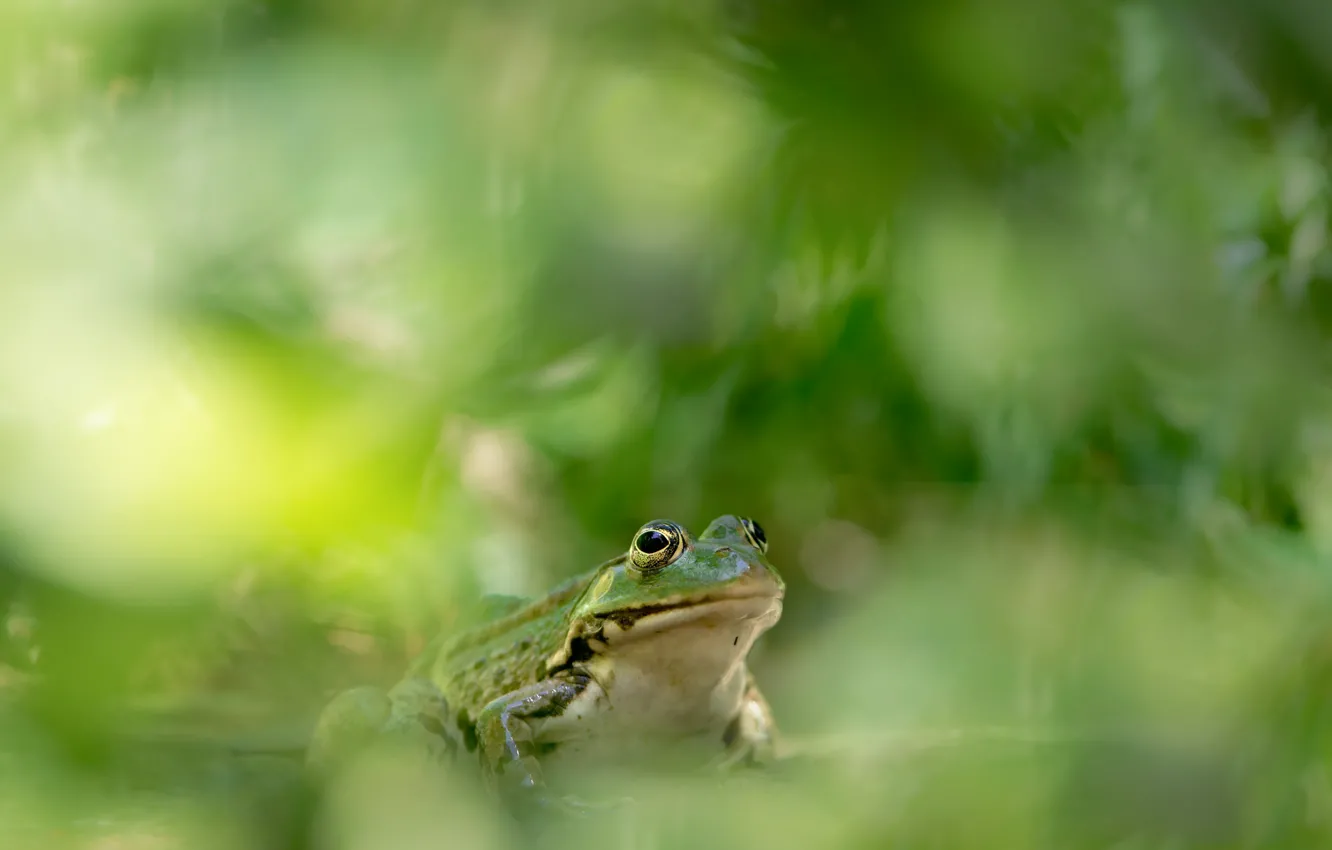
left=716, top=672, right=780, bottom=770
left=475, top=670, right=599, bottom=810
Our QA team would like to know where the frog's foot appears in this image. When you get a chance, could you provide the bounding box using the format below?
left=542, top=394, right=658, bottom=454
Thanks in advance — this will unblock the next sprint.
left=707, top=737, right=770, bottom=774
left=708, top=683, right=779, bottom=773
left=495, top=757, right=633, bottom=819
left=512, top=789, right=636, bottom=820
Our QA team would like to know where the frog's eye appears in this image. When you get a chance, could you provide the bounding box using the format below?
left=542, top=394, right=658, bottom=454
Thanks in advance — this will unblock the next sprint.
left=739, top=517, right=768, bottom=553
left=630, top=520, right=687, bottom=574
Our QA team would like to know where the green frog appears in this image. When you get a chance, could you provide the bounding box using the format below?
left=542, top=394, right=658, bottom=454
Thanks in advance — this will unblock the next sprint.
left=307, top=515, right=784, bottom=812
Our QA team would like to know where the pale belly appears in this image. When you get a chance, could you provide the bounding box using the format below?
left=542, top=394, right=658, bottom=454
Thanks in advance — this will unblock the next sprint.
left=530, top=627, right=755, bottom=789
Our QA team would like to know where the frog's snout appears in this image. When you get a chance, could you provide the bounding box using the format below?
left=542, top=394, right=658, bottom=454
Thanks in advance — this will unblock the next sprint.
left=725, top=553, right=784, bottom=601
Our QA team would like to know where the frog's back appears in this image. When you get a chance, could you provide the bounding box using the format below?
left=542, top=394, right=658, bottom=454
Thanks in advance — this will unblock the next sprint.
left=430, top=567, right=600, bottom=716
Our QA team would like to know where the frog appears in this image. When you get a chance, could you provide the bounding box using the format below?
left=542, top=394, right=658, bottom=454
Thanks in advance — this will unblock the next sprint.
left=306, top=515, right=785, bottom=813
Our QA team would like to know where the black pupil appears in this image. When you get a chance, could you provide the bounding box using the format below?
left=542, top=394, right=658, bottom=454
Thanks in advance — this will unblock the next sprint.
left=748, top=521, right=767, bottom=546
left=636, top=530, right=670, bottom=554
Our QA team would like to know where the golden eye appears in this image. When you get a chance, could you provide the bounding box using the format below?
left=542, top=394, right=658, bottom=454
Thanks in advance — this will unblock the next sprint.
left=739, top=517, right=768, bottom=553
left=630, top=521, right=687, bottom=573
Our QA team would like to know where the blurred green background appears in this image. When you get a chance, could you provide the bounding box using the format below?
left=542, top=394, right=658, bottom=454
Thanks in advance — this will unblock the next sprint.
left=4, top=0, right=1332, bottom=847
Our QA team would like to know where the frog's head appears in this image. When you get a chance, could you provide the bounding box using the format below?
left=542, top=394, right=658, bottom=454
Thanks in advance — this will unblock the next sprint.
left=549, top=516, right=784, bottom=669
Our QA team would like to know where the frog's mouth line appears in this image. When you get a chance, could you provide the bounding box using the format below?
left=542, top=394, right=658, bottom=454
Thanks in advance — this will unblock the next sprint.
left=549, top=589, right=782, bottom=669
left=598, top=592, right=782, bottom=636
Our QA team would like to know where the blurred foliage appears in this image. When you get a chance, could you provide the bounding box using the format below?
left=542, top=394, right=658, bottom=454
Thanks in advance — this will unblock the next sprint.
left=4, top=0, right=1332, bottom=847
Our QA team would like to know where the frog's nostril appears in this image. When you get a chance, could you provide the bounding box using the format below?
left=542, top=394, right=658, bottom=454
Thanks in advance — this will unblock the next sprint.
left=715, top=547, right=732, bottom=557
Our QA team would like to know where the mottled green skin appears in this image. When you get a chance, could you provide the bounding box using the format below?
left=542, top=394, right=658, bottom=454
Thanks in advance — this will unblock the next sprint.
left=308, top=515, right=784, bottom=811
left=421, top=569, right=606, bottom=722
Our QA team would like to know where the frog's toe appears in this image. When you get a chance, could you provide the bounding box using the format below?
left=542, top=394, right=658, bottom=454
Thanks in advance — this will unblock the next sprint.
left=562, top=794, right=636, bottom=812
left=511, top=791, right=634, bottom=820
